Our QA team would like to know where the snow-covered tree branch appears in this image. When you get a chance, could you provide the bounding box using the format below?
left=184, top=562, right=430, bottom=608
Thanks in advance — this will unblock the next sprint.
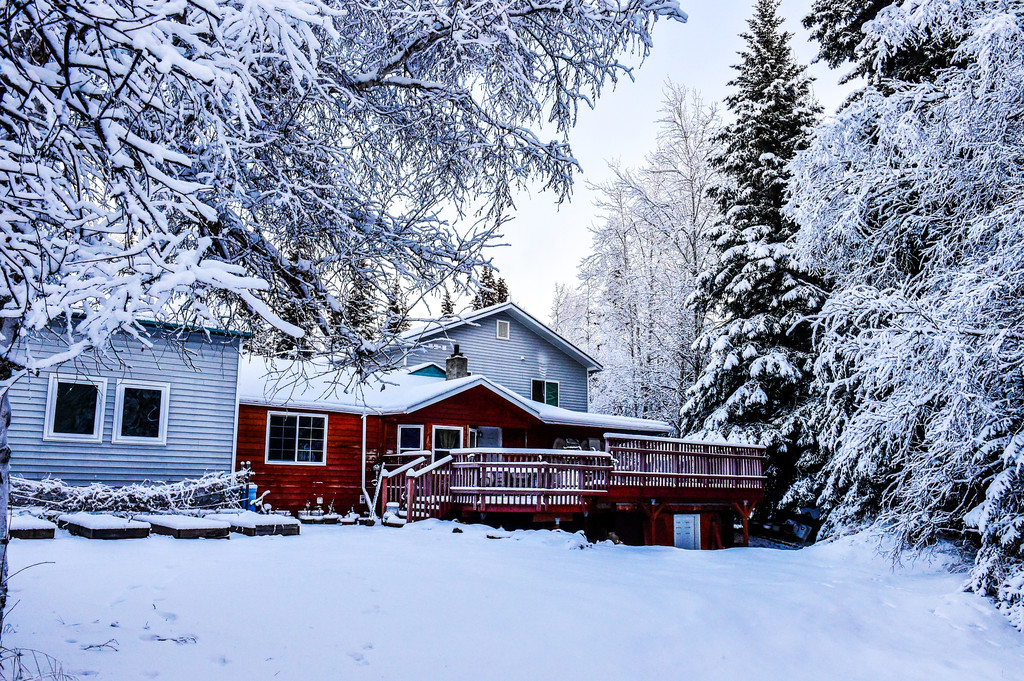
left=790, top=0, right=1024, bottom=629
left=0, top=0, right=684, bottom=618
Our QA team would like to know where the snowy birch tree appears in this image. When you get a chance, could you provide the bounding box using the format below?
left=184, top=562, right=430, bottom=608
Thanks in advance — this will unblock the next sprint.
left=679, top=0, right=822, bottom=513
left=0, top=0, right=685, bottom=620
left=789, top=0, right=1024, bottom=627
left=552, top=84, right=721, bottom=432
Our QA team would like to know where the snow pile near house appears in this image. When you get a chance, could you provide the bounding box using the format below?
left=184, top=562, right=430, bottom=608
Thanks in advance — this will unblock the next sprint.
left=13, top=471, right=249, bottom=514
left=8, top=524, right=1022, bottom=681
left=406, top=518, right=593, bottom=550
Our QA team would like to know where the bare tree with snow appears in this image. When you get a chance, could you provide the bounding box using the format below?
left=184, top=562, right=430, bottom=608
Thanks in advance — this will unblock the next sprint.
left=552, top=84, right=721, bottom=432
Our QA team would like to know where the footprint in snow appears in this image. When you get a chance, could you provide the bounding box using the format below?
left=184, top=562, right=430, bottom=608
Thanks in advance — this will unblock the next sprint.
left=348, top=645, right=373, bottom=666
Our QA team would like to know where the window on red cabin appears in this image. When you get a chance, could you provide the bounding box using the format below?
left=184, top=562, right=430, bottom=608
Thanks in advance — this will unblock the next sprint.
left=267, top=413, right=326, bottom=464
left=398, top=425, right=424, bottom=453
left=432, top=426, right=463, bottom=460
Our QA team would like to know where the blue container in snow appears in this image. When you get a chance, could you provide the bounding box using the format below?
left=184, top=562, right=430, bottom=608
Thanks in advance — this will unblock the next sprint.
left=246, top=483, right=258, bottom=511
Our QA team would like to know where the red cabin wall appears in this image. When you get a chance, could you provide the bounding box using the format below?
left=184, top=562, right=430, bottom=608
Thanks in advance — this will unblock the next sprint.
left=380, top=385, right=542, bottom=456
left=236, top=404, right=380, bottom=513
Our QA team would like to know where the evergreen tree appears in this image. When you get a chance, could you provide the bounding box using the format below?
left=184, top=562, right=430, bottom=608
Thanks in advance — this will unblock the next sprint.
left=494, top=277, right=510, bottom=304
left=472, top=267, right=502, bottom=309
left=440, top=290, right=456, bottom=317
left=790, top=0, right=1024, bottom=625
left=680, top=0, right=823, bottom=514
left=385, top=282, right=411, bottom=335
left=343, top=262, right=379, bottom=339
left=803, top=0, right=955, bottom=86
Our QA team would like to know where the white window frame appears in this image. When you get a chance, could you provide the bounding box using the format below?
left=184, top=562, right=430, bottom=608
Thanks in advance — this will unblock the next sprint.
left=496, top=319, right=510, bottom=340
left=431, top=425, right=463, bottom=461
left=469, top=426, right=502, bottom=448
left=532, top=379, right=560, bottom=407
left=397, top=424, right=425, bottom=454
left=264, top=411, right=328, bottom=466
left=43, top=374, right=107, bottom=444
left=112, top=380, right=170, bottom=446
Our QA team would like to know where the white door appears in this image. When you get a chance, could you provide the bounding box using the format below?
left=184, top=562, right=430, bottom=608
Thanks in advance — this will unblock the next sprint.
left=673, top=514, right=701, bottom=550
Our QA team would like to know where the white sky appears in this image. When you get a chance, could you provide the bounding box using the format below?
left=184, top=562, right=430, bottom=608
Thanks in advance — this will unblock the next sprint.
left=468, top=0, right=854, bottom=323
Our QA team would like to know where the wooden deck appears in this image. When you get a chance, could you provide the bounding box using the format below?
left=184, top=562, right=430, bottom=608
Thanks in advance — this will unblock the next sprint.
left=397, top=435, right=766, bottom=524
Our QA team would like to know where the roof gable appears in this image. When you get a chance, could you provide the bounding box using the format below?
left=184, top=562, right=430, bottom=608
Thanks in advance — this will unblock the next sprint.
left=406, top=362, right=447, bottom=378
left=402, top=302, right=602, bottom=372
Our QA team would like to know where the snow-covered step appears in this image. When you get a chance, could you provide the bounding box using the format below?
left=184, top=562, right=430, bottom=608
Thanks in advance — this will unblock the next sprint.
left=10, top=515, right=57, bottom=540
left=133, top=514, right=231, bottom=539
left=57, top=513, right=151, bottom=540
left=205, top=511, right=300, bottom=537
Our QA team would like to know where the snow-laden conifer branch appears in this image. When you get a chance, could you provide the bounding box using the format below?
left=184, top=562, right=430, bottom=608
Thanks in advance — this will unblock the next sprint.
left=789, top=0, right=1024, bottom=627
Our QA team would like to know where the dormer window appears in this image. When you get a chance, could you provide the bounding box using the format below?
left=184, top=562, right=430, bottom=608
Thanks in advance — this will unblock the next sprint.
left=496, top=320, right=510, bottom=340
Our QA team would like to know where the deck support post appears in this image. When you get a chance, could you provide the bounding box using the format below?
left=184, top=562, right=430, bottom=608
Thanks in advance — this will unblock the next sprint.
left=733, top=501, right=755, bottom=547
left=640, top=501, right=666, bottom=546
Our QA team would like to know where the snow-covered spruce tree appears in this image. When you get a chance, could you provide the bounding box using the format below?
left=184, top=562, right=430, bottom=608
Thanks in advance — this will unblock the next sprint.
left=440, top=290, right=456, bottom=318
left=385, top=283, right=412, bottom=336
left=472, top=267, right=508, bottom=309
left=0, top=0, right=684, bottom=619
left=680, top=0, right=822, bottom=513
left=553, top=84, right=721, bottom=432
left=803, top=0, right=956, bottom=86
left=788, top=1, right=1024, bottom=626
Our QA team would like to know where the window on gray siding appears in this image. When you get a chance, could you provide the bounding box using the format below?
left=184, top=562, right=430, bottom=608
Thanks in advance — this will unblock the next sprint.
left=114, top=381, right=170, bottom=444
left=53, top=382, right=100, bottom=435
left=532, top=380, right=559, bottom=407
left=45, top=375, right=106, bottom=442
left=121, top=388, right=162, bottom=437
left=267, top=413, right=326, bottom=464
left=496, top=320, right=510, bottom=340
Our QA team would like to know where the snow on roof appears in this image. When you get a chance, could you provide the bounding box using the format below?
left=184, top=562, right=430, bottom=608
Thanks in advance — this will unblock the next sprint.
left=400, top=302, right=603, bottom=372
left=237, top=356, right=669, bottom=433
left=237, top=356, right=473, bottom=414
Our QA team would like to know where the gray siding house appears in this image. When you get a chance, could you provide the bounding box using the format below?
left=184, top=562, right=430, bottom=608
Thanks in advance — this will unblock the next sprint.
left=398, top=303, right=600, bottom=412
left=7, top=324, right=243, bottom=485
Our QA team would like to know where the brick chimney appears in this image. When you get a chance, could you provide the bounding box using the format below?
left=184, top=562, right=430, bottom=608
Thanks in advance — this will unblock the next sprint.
left=446, top=344, right=469, bottom=380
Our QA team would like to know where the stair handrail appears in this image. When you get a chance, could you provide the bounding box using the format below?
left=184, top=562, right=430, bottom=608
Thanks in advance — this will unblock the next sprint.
left=407, top=455, right=454, bottom=479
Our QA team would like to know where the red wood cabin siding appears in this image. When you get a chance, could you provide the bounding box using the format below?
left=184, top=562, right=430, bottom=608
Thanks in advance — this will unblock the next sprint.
left=236, top=404, right=380, bottom=513
left=382, top=385, right=542, bottom=455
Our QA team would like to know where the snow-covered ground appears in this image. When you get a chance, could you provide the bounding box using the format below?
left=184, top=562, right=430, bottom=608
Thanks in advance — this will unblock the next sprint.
left=6, top=522, right=1023, bottom=680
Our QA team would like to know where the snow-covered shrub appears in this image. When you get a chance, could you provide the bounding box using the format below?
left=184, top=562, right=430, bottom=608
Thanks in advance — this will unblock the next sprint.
left=11, top=472, right=250, bottom=514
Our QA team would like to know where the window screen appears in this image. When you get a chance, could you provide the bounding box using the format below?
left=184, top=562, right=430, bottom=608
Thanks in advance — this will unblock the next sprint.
left=399, top=425, right=423, bottom=452
left=52, top=381, right=99, bottom=435
left=120, top=387, right=163, bottom=439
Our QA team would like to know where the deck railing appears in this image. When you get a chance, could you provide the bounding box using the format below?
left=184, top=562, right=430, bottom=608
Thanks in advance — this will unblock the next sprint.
left=377, top=453, right=429, bottom=514
left=405, top=455, right=453, bottom=521
left=604, top=433, right=765, bottom=491
left=396, top=437, right=766, bottom=521
left=448, top=449, right=613, bottom=512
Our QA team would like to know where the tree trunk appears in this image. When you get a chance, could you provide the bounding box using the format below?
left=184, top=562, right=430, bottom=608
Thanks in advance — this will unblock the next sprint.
left=0, top=317, right=21, bottom=635
left=0, top=387, right=9, bottom=631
